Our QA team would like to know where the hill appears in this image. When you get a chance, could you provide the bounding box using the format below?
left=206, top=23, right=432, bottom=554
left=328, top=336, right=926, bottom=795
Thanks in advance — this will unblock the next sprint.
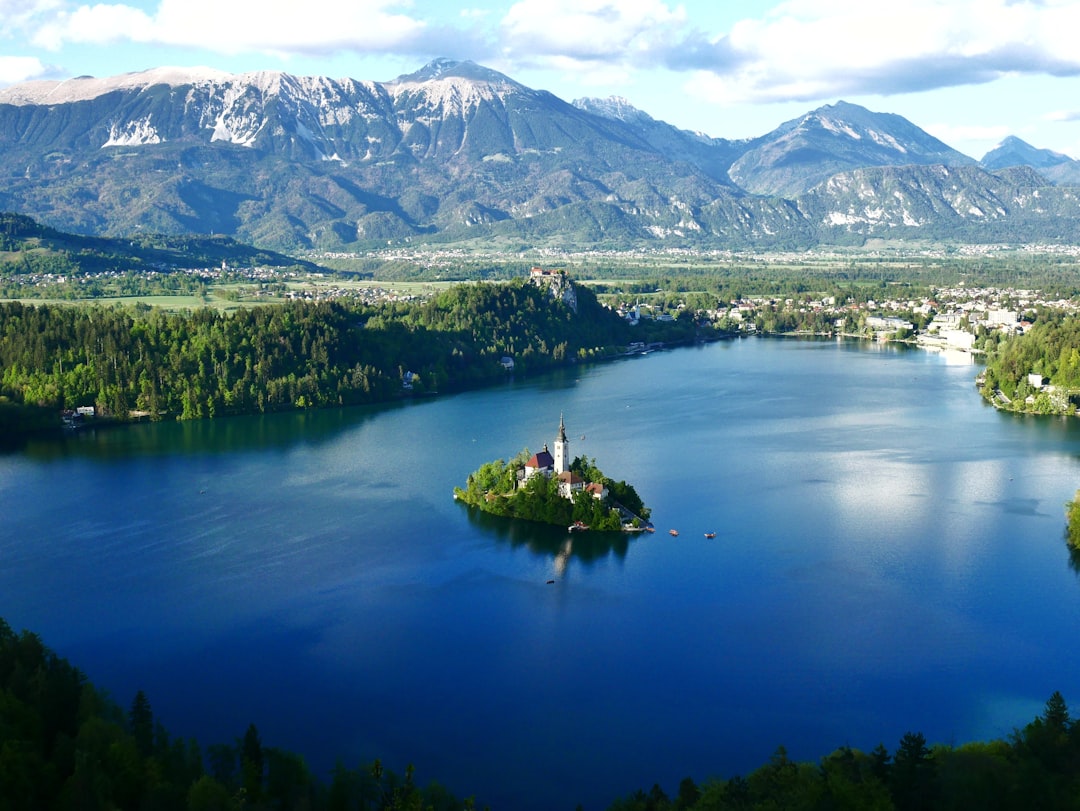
left=0, top=211, right=318, bottom=279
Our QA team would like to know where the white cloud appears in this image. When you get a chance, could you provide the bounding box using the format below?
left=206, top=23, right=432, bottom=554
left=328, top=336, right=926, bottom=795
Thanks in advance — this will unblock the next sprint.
left=499, top=0, right=686, bottom=64
left=0, top=55, right=50, bottom=85
left=31, top=0, right=429, bottom=55
left=0, top=0, right=64, bottom=37
left=684, top=0, right=1080, bottom=105
left=12, top=0, right=1080, bottom=113
left=1046, top=110, right=1080, bottom=123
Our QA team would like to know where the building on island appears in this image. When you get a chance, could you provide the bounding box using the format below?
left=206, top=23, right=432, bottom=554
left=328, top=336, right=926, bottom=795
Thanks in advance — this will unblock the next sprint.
left=523, top=446, right=555, bottom=480
left=519, top=414, right=603, bottom=500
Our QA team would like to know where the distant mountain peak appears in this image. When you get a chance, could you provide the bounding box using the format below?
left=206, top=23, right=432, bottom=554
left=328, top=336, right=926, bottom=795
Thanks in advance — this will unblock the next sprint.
left=573, top=96, right=654, bottom=124
left=730, top=101, right=974, bottom=197
left=390, top=58, right=517, bottom=88
left=981, top=135, right=1072, bottom=170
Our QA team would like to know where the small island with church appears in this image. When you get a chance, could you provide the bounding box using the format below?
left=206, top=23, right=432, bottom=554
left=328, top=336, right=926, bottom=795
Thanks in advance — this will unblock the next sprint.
left=454, top=415, right=652, bottom=532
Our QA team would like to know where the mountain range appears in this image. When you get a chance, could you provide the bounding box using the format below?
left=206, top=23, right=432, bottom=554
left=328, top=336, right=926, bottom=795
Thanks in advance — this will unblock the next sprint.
left=1, top=58, right=1079, bottom=252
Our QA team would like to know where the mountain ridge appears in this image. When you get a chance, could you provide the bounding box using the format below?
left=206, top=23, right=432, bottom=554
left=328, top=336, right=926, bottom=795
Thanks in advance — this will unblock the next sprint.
left=1, top=59, right=1078, bottom=251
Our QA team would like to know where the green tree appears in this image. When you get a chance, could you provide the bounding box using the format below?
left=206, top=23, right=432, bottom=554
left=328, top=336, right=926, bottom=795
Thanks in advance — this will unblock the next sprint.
left=240, top=723, right=264, bottom=801
left=128, top=689, right=154, bottom=758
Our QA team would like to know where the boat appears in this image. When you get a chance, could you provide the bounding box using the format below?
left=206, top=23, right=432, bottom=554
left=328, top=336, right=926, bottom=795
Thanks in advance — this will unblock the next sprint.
left=568, top=520, right=589, bottom=532
left=704, top=532, right=716, bottom=538
left=669, top=529, right=679, bottom=537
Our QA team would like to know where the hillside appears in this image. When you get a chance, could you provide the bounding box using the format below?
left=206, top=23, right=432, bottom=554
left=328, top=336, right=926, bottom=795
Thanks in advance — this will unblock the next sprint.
left=0, top=211, right=318, bottom=277
left=0, top=274, right=692, bottom=426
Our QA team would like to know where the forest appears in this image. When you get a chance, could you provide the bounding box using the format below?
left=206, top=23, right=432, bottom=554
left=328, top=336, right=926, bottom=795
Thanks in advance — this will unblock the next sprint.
left=0, top=279, right=698, bottom=440
left=978, top=310, right=1080, bottom=413
left=5, top=615, right=1080, bottom=810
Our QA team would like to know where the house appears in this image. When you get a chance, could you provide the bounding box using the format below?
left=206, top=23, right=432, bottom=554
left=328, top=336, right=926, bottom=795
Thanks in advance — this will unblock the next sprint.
left=585, top=482, right=608, bottom=500
left=557, top=470, right=585, bottom=498
left=1028, top=373, right=1047, bottom=389
left=866, top=316, right=914, bottom=332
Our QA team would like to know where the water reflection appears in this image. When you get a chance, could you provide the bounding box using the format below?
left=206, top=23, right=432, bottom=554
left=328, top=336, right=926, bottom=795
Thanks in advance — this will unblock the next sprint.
left=459, top=502, right=634, bottom=568
left=1066, top=532, right=1080, bottom=577
left=19, top=400, right=404, bottom=461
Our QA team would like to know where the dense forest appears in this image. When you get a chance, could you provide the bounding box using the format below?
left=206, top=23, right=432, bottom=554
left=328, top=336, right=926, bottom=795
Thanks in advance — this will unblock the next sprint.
left=0, top=617, right=470, bottom=810
left=454, top=453, right=650, bottom=531
left=6, top=615, right=1080, bottom=810
left=0, top=278, right=697, bottom=439
left=978, top=311, right=1080, bottom=413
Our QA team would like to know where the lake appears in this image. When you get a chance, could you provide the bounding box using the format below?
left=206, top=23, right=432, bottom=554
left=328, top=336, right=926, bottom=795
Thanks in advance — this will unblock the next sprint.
left=4, top=336, right=1080, bottom=810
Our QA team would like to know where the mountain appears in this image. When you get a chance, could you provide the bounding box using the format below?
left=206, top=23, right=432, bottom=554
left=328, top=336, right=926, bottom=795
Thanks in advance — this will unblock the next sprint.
left=980, top=135, right=1080, bottom=186
left=0, top=60, right=755, bottom=250
left=800, top=164, right=1080, bottom=242
left=728, top=101, right=975, bottom=197
left=981, top=135, right=1071, bottom=170
left=572, top=95, right=746, bottom=187
left=0, top=60, right=1078, bottom=250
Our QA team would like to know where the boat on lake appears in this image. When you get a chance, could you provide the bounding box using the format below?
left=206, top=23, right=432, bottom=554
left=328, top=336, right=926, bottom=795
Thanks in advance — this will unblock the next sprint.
left=569, top=521, right=589, bottom=532
left=704, top=532, right=716, bottom=538
left=669, top=529, right=679, bottom=536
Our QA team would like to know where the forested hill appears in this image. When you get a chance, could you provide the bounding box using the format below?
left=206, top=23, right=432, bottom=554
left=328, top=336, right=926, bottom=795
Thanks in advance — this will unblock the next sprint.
left=978, top=311, right=1080, bottom=414
left=0, top=277, right=692, bottom=432
left=0, top=211, right=317, bottom=276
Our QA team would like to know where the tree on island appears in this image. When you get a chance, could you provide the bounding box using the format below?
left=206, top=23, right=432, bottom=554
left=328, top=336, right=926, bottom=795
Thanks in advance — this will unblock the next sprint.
left=455, top=452, right=648, bottom=532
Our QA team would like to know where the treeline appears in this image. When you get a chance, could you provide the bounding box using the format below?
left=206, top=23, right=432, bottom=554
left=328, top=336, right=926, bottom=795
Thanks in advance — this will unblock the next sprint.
left=608, top=692, right=1080, bottom=811
left=8, top=617, right=1080, bottom=810
left=0, top=279, right=667, bottom=428
left=979, top=311, right=1080, bottom=413
left=0, top=617, right=472, bottom=810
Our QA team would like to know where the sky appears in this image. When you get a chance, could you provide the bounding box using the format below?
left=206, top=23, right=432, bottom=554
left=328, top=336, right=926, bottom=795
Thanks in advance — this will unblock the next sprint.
left=4, top=0, right=1080, bottom=161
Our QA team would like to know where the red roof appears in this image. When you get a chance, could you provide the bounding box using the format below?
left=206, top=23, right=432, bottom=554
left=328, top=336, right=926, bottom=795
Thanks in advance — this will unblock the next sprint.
left=526, top=450, right=554, bottom=469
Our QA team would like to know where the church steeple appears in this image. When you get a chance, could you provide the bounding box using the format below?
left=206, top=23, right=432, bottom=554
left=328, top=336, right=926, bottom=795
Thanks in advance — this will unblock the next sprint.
left=554, top=413, right=569, bottom=474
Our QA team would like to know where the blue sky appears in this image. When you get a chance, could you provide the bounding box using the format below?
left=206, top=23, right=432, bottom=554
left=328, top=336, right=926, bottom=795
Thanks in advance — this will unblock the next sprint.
left=4, top=0, right=1080, bottom=160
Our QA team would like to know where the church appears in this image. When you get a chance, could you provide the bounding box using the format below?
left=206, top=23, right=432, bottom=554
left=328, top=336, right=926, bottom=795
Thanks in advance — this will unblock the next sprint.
left=519, top=415, right=605, bottom=500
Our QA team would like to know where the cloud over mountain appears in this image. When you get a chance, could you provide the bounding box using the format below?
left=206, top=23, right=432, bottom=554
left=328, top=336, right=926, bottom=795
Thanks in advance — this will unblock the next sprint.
left=682, top=0, right=1080, bottom=104
left=6, top=0, right=1080, bottom=105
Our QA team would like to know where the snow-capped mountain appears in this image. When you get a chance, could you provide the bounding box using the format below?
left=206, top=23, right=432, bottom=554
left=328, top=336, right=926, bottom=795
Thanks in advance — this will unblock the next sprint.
left=0, top=60, right=1077, bottom=250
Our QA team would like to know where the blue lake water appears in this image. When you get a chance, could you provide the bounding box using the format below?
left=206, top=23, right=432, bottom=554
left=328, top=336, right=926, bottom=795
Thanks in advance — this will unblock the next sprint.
left=4, top=337, right=1080, bottom=809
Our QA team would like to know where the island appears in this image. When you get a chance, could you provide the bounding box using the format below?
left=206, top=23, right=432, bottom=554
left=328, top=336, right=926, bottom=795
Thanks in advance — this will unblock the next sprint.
left=454, top=415, right=651, bottom=532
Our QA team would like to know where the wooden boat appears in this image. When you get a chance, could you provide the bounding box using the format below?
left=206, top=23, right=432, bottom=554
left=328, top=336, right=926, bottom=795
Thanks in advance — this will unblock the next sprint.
left=669, top=529, right=679, bottom=537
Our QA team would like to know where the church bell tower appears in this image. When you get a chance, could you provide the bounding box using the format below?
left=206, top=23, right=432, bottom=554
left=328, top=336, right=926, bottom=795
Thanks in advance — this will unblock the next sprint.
left=554, top=413, right=569, bottom=474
